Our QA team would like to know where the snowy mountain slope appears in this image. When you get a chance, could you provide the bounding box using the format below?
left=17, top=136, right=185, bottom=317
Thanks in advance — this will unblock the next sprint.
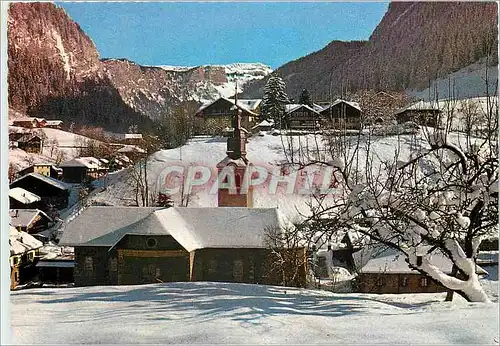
left=407, top=59, right=498, bottom=101
left=10, top=281, right=498, bottom=344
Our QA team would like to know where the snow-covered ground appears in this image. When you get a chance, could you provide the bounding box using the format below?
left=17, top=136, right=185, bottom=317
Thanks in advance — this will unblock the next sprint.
left=9, top=127, right=104, bottom=172
left=9, top=280, right=498, bottom=344
left=9, top=148, right=56, bottom=172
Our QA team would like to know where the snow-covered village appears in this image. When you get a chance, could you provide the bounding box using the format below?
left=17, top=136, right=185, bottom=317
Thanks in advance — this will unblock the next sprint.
left=2, top=2, right=499, bottom=345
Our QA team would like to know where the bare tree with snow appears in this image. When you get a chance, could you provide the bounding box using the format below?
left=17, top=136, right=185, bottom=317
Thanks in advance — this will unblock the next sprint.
left=280, top=92, right=498, bottom=302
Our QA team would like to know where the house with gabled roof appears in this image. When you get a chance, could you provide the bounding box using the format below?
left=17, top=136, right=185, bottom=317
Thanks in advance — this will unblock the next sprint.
left=44, top=120, right=63, bottom=129
left=283, top=104, right=322, bottom=130
left=12, top=117, right=47, bottom=128
left=10, top=209, right=54, bottom=234
left=320, top=99, right=362, bottom=129
left=194, top=97, right=260, bottom=134
left=16, top=163, right=62, bottom=179
left=10, top=173, right=69, bottom=209
left=17, top=134, right=43, bottom=154
left=10, top=226, right=43, bottom=289
left=59, top=157, right=107, bottom=183
left=394, top=100, right=442, bottom=127
left=357, top=247, right=488, bottom=294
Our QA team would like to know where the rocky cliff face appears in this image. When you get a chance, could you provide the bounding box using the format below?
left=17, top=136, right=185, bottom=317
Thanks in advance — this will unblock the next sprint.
left=7, top=3, right=271, bottom=132
left=243, top=2, right=498, bottom=100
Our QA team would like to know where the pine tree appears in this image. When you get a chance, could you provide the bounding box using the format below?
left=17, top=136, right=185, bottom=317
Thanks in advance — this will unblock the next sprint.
left=260, top=74, right=289, bottom=126
left=298, top=88, right=312, bottom=107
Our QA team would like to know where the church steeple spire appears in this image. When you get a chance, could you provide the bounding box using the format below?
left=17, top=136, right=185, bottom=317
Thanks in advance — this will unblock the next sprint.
left=226, top=80, right=247, bottom=161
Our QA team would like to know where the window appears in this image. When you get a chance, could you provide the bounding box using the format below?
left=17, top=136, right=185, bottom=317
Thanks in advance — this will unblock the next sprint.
left=109, top=258, right=117, bottom=272
left=420, top=277, right=428, bottom=287
left=84, top=256, right=93, bottom=272
left=233, top=260, right=244, bottom=281
left=400, top=276, right=408, bottom=287
left=208, top=260, right=217, bottom=275
left=146, top=237, right=158, bottom=249
left=376, top=277, right=385, bottom=287
left=13, top=256, right=19, bottom=266
left=14, top=271, right=19, bottom=282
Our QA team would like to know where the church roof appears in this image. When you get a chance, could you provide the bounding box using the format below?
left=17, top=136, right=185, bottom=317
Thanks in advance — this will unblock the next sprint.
left=59, top=206, right=284, bottom=251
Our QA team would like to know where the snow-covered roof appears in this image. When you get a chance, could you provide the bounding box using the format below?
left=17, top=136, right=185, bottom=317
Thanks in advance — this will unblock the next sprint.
left=59, top=206, right=284, bottom=252
left=251, top=119, right=274, bottom=130
left=59, top=157, right=103, bottom=169
left=312, top=103, right=324, bottom=112
left=45, top=120, right=63, bottom=126
left=236, top=99, right=261, bottom=111
left=11, top=172, right=69, bottom=191
left=59, top=207, right=163, bottom=246
left=320, top=99, right=361, bottom=112
left=395, top=100, right=442, bottom=114
left=10, top=209, right=52, bottom=228
left=116, top=145, right=146, bottom=154
left=12, top=117, right=46, bottom=123
left=10, top=225, right=43, bottom=255
left=155, top=207, right=283, bottom=251
left=17, top=134, right=43, bottom=143
left=360, top=248, right=487, bottom=275
left=285, top=104, right=322, bottom=116
left=196, top=97, right=259, bottom=116
left=9, top=187, right=41, bottom=205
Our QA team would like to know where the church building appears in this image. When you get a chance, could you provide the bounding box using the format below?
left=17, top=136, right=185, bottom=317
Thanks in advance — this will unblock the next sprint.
left=59, top=103, right=307, bottom=287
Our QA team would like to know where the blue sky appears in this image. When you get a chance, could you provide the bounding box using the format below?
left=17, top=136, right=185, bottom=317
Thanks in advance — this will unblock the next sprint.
left=58, top=2, right=389, bottom=69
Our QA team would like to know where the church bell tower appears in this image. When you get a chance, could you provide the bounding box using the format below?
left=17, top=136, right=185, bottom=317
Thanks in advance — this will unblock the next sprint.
left=216, top=85, right=253, bottom=207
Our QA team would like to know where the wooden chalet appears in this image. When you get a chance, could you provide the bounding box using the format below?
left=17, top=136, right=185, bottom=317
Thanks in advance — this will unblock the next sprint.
left=10, top=226, right=43, bottom=289
left=12, top=117, right=47, bottom=128
left=17, top=134, right=43, bottom=154
left=115, top=145, right=146, bottom=163
left=10, top=173, right=69, bottom=209
left=395, top=100, right=442, bottom=127
left=194, top=97, right=260, bottom=134
left=283, top=104, right=322, bottom=130
left=17, top=163, right=62, bottom=179
left=59, top=157, right=107, bottom=183
left=320, top=99, right=362, bottom=130
left=357, top=248, right=487, bottom=294
left=44, top=120, right=63, bottom=129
